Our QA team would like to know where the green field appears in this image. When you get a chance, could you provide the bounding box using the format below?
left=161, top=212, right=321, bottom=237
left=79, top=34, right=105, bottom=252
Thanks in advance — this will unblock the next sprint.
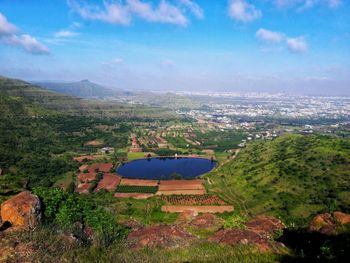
left=115, top=185, right=159, bottom=193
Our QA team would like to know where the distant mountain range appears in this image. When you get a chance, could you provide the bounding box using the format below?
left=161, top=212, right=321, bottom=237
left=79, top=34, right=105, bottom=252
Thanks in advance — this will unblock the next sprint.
left=32, top=80, right=126, bottom=99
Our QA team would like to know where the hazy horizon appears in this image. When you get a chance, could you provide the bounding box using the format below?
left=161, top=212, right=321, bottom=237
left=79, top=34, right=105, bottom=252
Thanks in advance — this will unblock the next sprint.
left=0, top=0, right=349, bottom=95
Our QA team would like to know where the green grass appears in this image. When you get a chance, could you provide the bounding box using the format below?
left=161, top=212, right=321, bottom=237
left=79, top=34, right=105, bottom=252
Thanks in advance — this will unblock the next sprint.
left=115, top=185, right=159, bottom=194
left=127, top=152, right=146, bottom=160
left=207, top=134, right=350, bottom=226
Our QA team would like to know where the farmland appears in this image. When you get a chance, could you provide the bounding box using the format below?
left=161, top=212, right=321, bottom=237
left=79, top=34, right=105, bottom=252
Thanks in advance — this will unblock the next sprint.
left=161, top=194, right=226, bottom=205
left=115, top=185, right=158, bottom=194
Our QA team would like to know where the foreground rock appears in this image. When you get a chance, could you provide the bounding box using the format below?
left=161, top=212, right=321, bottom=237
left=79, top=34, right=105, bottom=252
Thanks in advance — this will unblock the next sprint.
left=309, top=211, right=350, bottom=235
left=0, top=191, right=41, bottom=229
left=128, top=225, right=195, bottom=249
left=245, top=215, right=285, bottom=238
left=208, top=228, right=285, bottom=252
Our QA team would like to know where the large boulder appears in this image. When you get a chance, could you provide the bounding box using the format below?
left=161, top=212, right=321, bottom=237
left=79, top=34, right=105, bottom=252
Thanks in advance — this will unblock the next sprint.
left=0, top=191, right=41, bottom=229
left=128, top=225, right=195, bottom=249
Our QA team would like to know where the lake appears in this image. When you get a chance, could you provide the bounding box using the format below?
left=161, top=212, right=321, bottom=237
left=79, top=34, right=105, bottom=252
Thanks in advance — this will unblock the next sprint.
left=116, top=157, right=216, bottom=180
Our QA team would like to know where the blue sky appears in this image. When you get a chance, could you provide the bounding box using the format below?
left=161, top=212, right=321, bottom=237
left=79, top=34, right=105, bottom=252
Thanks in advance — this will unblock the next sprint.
left=0, top=0, right=349, bottom=95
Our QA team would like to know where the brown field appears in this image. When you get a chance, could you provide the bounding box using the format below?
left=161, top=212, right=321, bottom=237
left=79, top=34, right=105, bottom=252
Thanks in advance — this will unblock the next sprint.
left=84, top=140, right=103, bottom=146
left=158, top=184, right=205, bottom=191
left=114, top=193, right=155, bottom=199
left=95, top=174, right=121, bottom=192
left=79, top=164, right=89, bottom=172
left=156, top=189, right=207, bottom=195
left=120, top=178, right=159, bottom=186
left=159, top=179, right=205, bottom=185
left=75, top=183, right=91, bottom=194
left=78, top=173, right=96, bottom=183
left=161, top=195, right=226, bottom=205
left=161, top=205, right=234, bottom=213
left=73, top=155, right=96, bottom=163
left=88, top=163, right=113, bottom=173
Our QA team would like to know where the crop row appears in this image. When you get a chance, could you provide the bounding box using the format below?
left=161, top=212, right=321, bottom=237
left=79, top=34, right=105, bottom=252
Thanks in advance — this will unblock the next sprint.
left=115, top=185, right=158, bottom=193
left=161, top=194, right=226, bottom=205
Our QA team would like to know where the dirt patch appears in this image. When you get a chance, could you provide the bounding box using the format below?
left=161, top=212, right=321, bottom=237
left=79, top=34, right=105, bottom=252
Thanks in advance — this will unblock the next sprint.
left=84, top=140, right=103, bottom=146
left=157, top=189, right=207, bottom=195
left=88, top=163, right=113, bottom=173
left=120, top=178, right=159, bottom=186
left=159, top=179, right=205, bottom=185
left=77, top=173, right=96, bottom=183
left=128, top=225, right=195, bottom=249
left=78, top=164, right=89, bottom=172
left=309, top=211, right=350, bottom=235
left=162, top=205, right=234, bottom=213
left=75, top=183, right=91, bottom=194
left=114, top=193, right=155, bottom=199
left=95, top=174, right=121, bottom=192
left=190, top=214, right=222, bottom=230
left=158, top=184, right=205, bottom=191
left=73, top=155, right=96, bottom=163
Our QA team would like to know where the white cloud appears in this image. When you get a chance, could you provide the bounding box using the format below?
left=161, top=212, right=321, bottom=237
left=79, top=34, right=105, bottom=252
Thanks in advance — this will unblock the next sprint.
left=275, top=0, right=342, bottom=10
left=178, top=0, right=204, bottom=19
left=127, top=0, right=188, bottom=25
left=256, top=28, right=285, bottom=43
left=54, top=30, right=80, bottom=38
left=0, top=13, right=17, bottom=35
left=68, top=0, right=203, bottom=26
left=228, top=0, right=262, bottom=23
left=287, top=37, right=308, bottom=53
left=67, top=0, right=131, bottom=25
left=0, top=12, right=49, bottom=55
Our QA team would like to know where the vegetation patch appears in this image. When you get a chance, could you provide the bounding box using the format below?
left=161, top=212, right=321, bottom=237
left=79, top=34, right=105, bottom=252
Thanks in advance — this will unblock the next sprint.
left=115, top=185, right=158, bottom=194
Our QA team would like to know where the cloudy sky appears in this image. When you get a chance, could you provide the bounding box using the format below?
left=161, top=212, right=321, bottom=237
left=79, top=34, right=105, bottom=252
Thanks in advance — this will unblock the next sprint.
left=0, top=0, right=349, bottom=95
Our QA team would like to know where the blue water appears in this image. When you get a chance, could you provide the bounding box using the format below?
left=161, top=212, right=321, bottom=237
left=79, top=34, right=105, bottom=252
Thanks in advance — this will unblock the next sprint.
left=116, top=157, right=216, bottom=180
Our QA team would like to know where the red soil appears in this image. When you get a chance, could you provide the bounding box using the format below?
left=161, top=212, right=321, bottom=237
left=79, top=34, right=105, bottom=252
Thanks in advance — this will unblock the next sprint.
left=75, top=183, right=91, bottom=194
left=157, top=189, right=207, bottom=195
left=161, top=195, right=226, bottom=205
left=88, top=163, right=113, bottom=173
left=77, top=173, right=96, bottom=183
left=159, top=179, right=205, bottom=185
left=158, top=184, right=205, bottom=191
left=120, top=178, right=159, bottom=186
left=78, top=164, right=89, bottom=172
left=84, top=140, right=103, bottom=146
left=95, top=174, right=121, bottom=192
left=161, top=205, right=234, bottom=213
left=73, top=155, right=96, bottom=163
left=114, top=193, right=155, bottom=199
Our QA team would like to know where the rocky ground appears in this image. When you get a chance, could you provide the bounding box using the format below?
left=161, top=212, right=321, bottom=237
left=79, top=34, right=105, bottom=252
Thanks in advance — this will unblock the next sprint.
left=1, top=191, right=350, bottom=262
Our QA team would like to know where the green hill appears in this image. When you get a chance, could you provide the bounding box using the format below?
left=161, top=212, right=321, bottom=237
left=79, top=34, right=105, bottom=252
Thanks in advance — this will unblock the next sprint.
left=208, top=134, right=350, bottom=225
left=33, top=79, right=121, bottom=99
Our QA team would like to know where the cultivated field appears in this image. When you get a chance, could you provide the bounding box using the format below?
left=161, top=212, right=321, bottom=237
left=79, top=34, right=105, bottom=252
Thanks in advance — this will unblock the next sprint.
left=161, top=195, right=226, bottom=205
left=95, top=174, right=121, bottom=192
left=161, top=205, right=234, bottom=213
left=120, top=178, right=159, bottom=186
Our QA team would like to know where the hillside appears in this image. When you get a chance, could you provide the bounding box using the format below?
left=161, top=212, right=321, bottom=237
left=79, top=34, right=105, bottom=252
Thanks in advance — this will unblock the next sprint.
left=208, top=134, right=350, bottom=224
left=34, top=79, right=121, bottom=99
left=0, top=76, right=179, bottom=120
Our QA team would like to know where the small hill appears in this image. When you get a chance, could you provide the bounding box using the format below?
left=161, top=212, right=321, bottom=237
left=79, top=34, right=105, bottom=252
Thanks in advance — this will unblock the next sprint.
left=208, top=134, right=350, bottom=225
left=33, top=79, right=120, bottom=99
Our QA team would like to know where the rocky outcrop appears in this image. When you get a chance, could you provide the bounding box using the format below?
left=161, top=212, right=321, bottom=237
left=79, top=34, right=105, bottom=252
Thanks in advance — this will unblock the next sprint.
left=128, top=225, right=195, bottom=249
left=245, top=215, right=285, bottom=237
left=208, top=228, right=285, bottom=252
left=309, top=211, right=350, bottom=235
left=0, top=191, right=41, bottom=229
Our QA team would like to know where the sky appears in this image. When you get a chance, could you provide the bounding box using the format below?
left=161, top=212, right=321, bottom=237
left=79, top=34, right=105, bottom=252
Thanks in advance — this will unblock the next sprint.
left=0, top=0, right=349, bottom=95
